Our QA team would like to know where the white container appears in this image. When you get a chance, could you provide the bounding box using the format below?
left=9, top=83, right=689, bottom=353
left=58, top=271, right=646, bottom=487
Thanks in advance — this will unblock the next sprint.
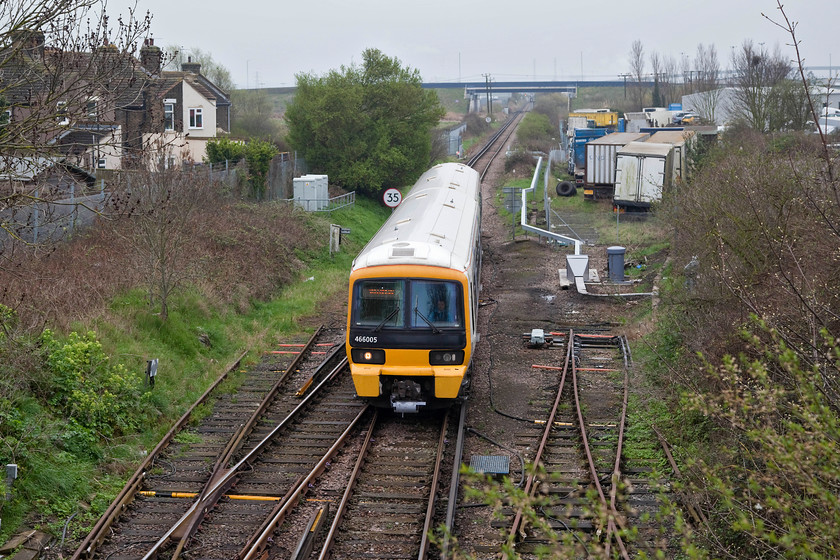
left=584, top=132, right=650, bottom=186
left=293, top=174, right=328, bottom=211
left=646, top=130, right=696, bottom=181
left=614, top=142, right=673, bottom=208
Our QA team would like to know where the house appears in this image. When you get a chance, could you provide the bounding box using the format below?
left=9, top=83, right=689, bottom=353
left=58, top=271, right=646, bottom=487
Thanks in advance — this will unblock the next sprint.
left=0, top=32, right=232, bottom=175
left=140, top=48, right=232, bottom=168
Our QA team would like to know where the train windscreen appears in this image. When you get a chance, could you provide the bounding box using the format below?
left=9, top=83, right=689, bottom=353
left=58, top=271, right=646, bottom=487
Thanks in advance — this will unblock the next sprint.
left=352, top=279, right=463, bottom=329
left=354, top=280, right=405, bottom=327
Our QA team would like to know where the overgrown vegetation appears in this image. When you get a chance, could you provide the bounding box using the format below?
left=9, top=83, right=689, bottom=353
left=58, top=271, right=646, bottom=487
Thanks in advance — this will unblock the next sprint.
left=0, top=175, right=390, bottom=542
left=643, top=5, right=840, bottom=557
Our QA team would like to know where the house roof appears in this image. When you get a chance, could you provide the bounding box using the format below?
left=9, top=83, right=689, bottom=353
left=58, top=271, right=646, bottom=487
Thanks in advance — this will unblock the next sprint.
left=158, top=70, right=230, bottom=106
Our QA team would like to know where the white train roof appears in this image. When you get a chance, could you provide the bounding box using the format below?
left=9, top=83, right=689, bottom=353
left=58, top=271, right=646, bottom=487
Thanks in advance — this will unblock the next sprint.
left=352, top=162, right=481, bottom=273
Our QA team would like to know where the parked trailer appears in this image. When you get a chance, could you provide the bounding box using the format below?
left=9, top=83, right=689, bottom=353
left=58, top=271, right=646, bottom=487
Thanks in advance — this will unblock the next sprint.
left=569, top=128, right=609, bottom=186
left=583, top=132, right=650, bottom=200
left=646, top=130, right=696, bottom=183
left=614, top=142, right=674, bottom=209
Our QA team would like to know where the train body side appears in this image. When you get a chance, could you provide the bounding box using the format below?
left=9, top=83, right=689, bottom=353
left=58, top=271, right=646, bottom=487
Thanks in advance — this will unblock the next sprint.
left=345, top=163, right=481, bottom=412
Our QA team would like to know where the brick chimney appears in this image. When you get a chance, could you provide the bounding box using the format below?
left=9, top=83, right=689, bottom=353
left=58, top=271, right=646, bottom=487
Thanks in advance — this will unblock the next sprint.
left=140, top=38, right=162, bottom=76
left=181, top=56, right=201, bottom=75
left=11, top=29, right=45, bottom=60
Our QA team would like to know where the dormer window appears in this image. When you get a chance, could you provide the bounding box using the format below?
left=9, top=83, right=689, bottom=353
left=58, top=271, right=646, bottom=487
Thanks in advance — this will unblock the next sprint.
left=188, top=107, right=203, bottom=129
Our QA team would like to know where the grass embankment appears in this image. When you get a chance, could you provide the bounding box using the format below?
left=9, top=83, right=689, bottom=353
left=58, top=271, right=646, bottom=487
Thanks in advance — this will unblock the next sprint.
left=0, top=195, right=390, bottom=544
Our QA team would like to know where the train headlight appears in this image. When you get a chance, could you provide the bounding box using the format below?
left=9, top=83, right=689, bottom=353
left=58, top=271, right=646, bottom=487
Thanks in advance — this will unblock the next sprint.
left=351, top=348, right=385, bottom=364
left=429, top=350, right=464, bottom=365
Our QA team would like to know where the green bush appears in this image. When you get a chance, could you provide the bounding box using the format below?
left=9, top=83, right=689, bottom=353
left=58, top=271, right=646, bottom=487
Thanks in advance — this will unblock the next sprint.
left=516, top=112, right=555, bottom=153
left=205, top=136, right=245, bottom=164
left=244, top=139, right=279, bottom=199
left=41, top=330, right=146, bottom=441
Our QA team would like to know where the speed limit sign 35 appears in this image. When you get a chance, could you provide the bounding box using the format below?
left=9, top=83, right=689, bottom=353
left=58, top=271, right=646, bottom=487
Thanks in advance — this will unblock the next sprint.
left=383, top=188, right=402, bottom=208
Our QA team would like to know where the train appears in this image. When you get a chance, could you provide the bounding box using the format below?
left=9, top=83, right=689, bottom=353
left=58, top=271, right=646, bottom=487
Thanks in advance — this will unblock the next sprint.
left=345, top=162, right=482, bottom=413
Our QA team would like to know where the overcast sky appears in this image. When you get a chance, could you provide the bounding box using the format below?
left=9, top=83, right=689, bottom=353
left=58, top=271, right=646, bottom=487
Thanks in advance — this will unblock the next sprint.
left=104, top=0, right=838, bottom=88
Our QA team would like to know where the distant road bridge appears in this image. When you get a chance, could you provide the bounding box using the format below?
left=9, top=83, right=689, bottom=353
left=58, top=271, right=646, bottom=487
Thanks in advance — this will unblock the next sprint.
left=421, top=80, right=654, bottom=112
left=421, top=80, right=646, bottom=93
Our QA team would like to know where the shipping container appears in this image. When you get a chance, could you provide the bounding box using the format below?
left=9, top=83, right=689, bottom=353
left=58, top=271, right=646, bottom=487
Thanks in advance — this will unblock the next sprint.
left=584, top=132, right=651, bottom=186
left=646, top=130, right=696, bottom=182
left=614, top=142, right=674, bottom=209
left=572, top=128, right=609, bottom=170
left=568, top=110, right=619, bottom=128
left=567, top=116, right=589, bottom=132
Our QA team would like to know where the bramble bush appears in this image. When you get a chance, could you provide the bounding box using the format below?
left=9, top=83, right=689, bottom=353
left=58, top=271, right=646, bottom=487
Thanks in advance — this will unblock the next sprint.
left=687, top=323, right=840, bottom=558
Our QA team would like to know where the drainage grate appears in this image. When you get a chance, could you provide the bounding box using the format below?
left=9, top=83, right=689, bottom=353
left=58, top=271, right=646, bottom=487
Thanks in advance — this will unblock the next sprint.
left=469, top=455, right=510, bottom=476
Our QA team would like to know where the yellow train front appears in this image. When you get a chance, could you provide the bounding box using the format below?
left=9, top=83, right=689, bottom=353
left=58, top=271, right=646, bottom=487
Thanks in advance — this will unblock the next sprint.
left=346, top=163, right=481, bottom=413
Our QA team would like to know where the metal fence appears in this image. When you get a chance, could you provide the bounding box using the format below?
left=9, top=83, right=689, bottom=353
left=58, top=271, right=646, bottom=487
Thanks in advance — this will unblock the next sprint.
left=0, top=189, right=108, bottom=246
left=282, top=191, right=356, bottom=214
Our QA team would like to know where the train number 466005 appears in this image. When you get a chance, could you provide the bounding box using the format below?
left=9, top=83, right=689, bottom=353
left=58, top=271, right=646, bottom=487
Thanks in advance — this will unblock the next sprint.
left=354, top=335, right=378, bottom=344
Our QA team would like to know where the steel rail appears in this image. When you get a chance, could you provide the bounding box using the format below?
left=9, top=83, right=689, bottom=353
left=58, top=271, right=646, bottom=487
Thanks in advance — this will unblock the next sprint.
left=653, top=425, right=709, bottom=527
left=168, top=327, right=332, bottom=558
left=506, top=329, right=573, bottom=546
left=603, top=335, right=631, bottom=558
left=418, top=411, right=451, bottom=560
left=571, top=334, right=630, bottom=560
left=467, top=110, right=526, bottom=181
left=240, top=400, right=371, bottom=560
left=70, top=349, right=248, bottom=560
left=315, top=410, right=380, bottom=560
left=139, top=356, right=348, bottom=560
left=441, top=398, right=468, bottom=559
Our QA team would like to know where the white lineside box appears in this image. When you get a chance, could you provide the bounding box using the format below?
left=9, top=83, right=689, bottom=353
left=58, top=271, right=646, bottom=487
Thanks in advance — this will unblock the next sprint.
left=293, top=174, right=328, bottom=211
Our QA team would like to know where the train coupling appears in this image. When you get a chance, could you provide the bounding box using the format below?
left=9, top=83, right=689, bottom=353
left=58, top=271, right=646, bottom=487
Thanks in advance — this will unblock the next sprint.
left=391, top=380, right=426, bottom=414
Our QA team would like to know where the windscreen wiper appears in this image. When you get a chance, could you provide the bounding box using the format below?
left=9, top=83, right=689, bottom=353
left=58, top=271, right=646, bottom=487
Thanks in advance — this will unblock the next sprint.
left=414, top=304, right=441, bottom=334
left=373, top=306, right=400, bottom=332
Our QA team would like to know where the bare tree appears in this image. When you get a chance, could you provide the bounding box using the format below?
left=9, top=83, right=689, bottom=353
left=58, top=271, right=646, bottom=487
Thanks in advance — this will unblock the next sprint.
left=692, top=43, right=723, bottom=123
left=163, top=45, right=235, bottom=93
left=680, top=52, right=693, bottom=96
left=0, top=1, right=152, bottom=250
left=650, top=51, right=665, bottom=107
left=730, top=39, right=792, bottom=131
left=628, top=39, right=647, bottom=108
left=662, top=54, right=679, bottom=105
left=114, top=143, right=211, bottom=321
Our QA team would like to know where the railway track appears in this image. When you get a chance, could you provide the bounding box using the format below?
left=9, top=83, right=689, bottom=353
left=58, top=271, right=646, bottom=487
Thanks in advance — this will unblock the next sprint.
left=67, top=107, right=685, bottom=560
left=467, top=109, right=525, bottom=181
left=449, top=327, right=678, bottom=559
left=73, top=328, right=351, bottom=560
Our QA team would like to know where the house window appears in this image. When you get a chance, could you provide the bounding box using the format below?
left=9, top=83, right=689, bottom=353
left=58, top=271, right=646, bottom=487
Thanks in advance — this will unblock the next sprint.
left=164, top=102, right=175, bottom=131
left=97, top=158, right=107, bottom=169
left=1, top=108, right=10, bottom=126
left=56, top=101, right=69, bottom=125
left=87, top=98, right=98, bottom=118
left=188, top=107, right=203, bottom=129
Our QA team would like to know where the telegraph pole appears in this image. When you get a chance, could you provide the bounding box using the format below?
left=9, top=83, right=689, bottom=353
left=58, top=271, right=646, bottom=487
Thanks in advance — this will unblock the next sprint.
left=618, top=73, right=631, bottom=98
left=483, top=73, right=492, bottom=116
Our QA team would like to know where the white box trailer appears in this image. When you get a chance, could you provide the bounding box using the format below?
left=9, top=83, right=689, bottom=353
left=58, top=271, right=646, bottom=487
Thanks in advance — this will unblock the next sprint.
left=614, top=142, right=674, bottom=209
left=646, top=130, right=696, bottom=182
left=584, top=132, right=651, bottom=186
